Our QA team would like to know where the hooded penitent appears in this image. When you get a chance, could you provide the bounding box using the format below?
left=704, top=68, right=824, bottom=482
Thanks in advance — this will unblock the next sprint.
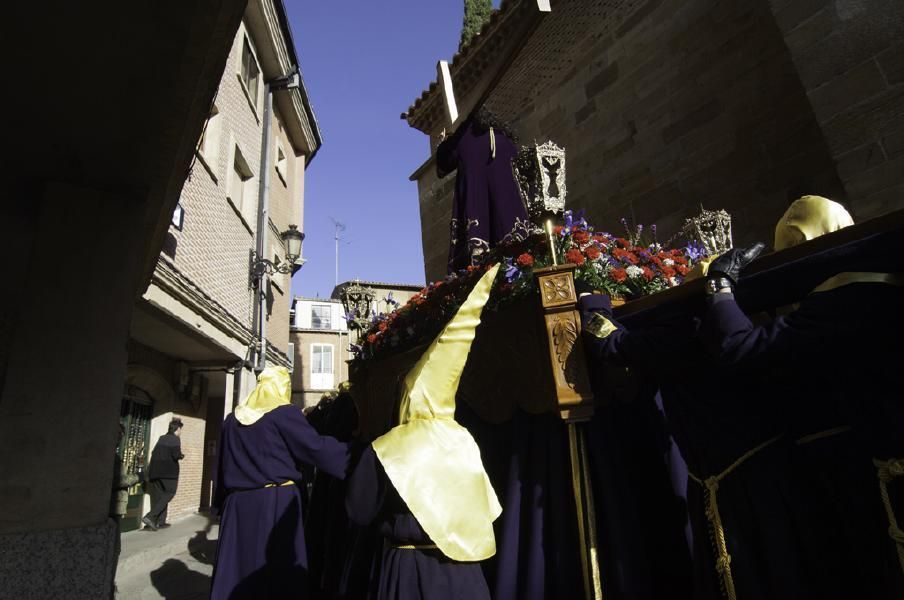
left=372, top=264, right=503, bottom=562
left=234, top=366, right=292, bottom=426
left=774, top=195, right=854, bottom=251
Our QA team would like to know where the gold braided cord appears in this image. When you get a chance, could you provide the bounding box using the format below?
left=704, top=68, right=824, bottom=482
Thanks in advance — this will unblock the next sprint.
left=873, top=457, right=904, bottom=575
left=688, top=435, right=782, bottom=600
left=578, top=425, right=604, bottom=600
left=794, top=425, right=851, bottom=446
left=569, top=423, right=593, bottom=600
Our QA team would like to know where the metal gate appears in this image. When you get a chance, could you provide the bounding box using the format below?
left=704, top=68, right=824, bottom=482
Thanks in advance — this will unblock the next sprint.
left=118, top=386, right=153, bottom=532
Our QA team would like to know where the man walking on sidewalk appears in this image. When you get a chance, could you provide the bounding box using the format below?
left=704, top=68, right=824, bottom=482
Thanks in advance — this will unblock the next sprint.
left=143, top=417, right=184, bottom=530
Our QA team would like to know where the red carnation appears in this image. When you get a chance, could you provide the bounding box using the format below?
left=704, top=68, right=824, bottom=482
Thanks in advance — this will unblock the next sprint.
left=611, top=268, right=627, bottom=283
left=565, top=248, right=585, bottom=265
left=661, top=266, right=676, bottom=279
left=585, top=246, right=601, bottom=260
left=677, top=264, right=689, bottom=276
left=616, top=237, right=631, bottom=248
left=642, top=266, right=654, bottom=281
left=554, top=225, right=564, bottom=235
left=366, top=334, right=377, bottom=344
left=624, top=252, right=639, bottom=265
left=378, top=321, right=388, bottom=332
left=573, top=230, right=590, bottom=244
left=516, top=252, right=535, bottom=267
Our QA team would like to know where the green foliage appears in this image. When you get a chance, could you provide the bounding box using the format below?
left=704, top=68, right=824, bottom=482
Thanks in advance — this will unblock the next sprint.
left=460, top=0, right=493, bottom=49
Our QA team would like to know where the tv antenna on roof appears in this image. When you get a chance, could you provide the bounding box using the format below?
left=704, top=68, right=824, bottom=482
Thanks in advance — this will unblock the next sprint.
left=329, top=217, right=346, bottom=288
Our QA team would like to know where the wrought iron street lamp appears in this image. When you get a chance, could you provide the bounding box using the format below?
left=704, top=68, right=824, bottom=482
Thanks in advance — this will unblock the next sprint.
left=251, top=224, right=306, bottom=277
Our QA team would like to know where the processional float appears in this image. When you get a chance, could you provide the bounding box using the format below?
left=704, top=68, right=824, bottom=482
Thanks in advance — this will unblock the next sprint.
left=349, top=137, right=604, bottom=600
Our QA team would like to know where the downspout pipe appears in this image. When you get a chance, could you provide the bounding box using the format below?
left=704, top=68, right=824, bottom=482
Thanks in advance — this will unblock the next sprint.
left=254, top=81, right=274, bottom=373
left=254, top=71, right=299, bottom=372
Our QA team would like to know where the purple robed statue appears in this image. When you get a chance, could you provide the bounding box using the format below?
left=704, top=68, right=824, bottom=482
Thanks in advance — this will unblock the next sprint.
left=436, top=107, right=529, bottom=273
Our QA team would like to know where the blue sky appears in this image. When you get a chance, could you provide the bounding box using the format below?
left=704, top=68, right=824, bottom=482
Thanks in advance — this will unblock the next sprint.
left=286, top=2, right=500, bottom=299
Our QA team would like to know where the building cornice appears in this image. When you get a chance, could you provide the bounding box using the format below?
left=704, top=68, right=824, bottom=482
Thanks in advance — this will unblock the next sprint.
left=151, top=258, right=291, bottom=368
left=153, top=258, right=253, bottom=345
left=403, top=0, right=549, bottom=136
left=246, top=0, right=322, bottom=162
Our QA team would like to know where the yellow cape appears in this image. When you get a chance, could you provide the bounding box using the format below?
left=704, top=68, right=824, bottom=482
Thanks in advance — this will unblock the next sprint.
left=372, top=265, right=503, bottom=562
left=234, top=366, right=291, bottom=426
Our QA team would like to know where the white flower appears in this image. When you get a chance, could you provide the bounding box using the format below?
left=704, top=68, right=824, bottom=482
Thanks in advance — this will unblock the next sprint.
left=626, top=265, right=644, bottom=279
left=663, top=258, right=675, bottom=266
left=593, top=261, right=607, bottom=274
left=668, top=276, right=679, bottom=287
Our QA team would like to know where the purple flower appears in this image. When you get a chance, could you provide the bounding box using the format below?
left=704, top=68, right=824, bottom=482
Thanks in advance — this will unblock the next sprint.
left=503, top=258, right=519, bottom=283
left=685, top=240, right=708, bottom=261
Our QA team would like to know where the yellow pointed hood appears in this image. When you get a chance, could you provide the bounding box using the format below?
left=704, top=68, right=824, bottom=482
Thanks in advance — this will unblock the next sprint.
left=774, top=195, right=853, bottom=251
left=234, top=366, right=291, bottom=426
left=372, top=264, right=502, bottom=561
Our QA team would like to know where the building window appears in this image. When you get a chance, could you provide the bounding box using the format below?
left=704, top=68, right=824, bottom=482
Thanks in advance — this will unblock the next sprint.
left=311, top=304, right=332, bottom=330
left=240, top=37, right=260, bottom=107
left=311, top=344, right=334, bottom=390
left=229, top=146, right=255, bottom=228
left=197, top=104, right=221, bottom=169
left=275, top=144, right=288, bottom=184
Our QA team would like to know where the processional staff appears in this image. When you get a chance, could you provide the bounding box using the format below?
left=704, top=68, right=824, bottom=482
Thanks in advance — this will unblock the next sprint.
left=514, top=142, right=604, bottom=600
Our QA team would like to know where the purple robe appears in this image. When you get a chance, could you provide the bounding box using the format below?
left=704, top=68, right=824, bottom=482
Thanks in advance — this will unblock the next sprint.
left=579, top=294, right=821, bottom=599
left=436, top=117, right=528, bottom=273
left=700, top=283, right=904, bottom=599
left=345, top=444, right=491, bottom=600
left=304, top=393, right=378, bottom=600
left=210, top=404, right=350, bottom=599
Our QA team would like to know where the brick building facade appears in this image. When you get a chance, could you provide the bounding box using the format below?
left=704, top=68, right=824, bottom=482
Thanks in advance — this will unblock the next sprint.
left=405, top=0, right=904, bottom=282
left=290, top=282, right=421, bottom=408
left=121, top=0, right=321, bottom=529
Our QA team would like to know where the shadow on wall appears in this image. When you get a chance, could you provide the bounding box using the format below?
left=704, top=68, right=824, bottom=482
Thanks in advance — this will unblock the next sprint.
left=149, top=559, right=211, bottom=600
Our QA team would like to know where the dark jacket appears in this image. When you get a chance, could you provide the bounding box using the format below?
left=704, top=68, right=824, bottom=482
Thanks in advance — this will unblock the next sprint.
left=147, top=433, right=184, bottom=480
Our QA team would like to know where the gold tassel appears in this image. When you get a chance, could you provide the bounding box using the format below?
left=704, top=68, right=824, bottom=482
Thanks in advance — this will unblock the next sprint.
left=688, top=435, right=781, bottom=600
left=874, top=457, right=904, bottom=575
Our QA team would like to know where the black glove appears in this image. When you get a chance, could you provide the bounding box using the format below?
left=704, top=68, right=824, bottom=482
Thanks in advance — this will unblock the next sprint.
left=574, top=278, right=594, bottom=297
left=708, top=242, right=765, bottom=286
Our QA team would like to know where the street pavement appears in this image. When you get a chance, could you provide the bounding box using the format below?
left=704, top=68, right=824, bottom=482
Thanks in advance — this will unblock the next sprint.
left=115, top=513, right=218, bottom=599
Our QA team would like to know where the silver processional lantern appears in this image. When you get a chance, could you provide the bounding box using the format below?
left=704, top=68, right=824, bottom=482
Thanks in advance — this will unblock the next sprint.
left=513, top=140, right=567, bottom=264
left=682, top=206, right=733, bottom=256
left=339, top=280, right=377, bottom=332
left=512, top=140, right=567, bottom=223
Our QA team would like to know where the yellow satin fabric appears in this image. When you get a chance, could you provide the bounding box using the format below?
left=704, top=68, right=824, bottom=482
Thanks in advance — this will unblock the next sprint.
left=811, top=271, right=904, bottom=294
left=774, top=195, right=853, bottom=251
left=234, top=366, right=292, bottom=426
left=684, top=255, right=718, bottom=282
left=372, top=265, right=503, bottom=562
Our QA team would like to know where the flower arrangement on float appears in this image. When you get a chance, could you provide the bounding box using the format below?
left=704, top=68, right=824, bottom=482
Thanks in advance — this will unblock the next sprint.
left=351, top=210, right=707, bottom=361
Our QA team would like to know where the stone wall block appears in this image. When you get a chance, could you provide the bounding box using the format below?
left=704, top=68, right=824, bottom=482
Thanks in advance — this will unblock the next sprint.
left=807, top=59, right=887, bottom=122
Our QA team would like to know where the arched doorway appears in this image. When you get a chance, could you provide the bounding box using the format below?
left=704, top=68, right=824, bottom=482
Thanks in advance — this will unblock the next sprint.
left=119, top=385, right=153, bottom=532
left=119, top=364, right=177, bottom=531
